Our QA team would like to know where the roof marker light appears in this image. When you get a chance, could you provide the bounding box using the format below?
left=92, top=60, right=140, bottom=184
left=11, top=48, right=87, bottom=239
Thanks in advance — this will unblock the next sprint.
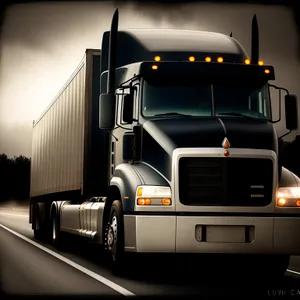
left=154, top=56, right=161, bottom=62
left=245, top=59, right=251, bottom=65
left=217, top=57, right=224, bottom=63
left=205, top=56, right=212, bottom=62
left=258, top=60, right=264, bottom=66
left=189, top=56, right=195, bottom=62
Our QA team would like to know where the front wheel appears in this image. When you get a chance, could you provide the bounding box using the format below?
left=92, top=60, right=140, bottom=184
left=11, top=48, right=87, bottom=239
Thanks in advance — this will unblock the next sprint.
left=104, top=200, right=125, bottom=274
left=268, top=255, right=290, bottom=278
left=250, top=254, right=290, bottom=281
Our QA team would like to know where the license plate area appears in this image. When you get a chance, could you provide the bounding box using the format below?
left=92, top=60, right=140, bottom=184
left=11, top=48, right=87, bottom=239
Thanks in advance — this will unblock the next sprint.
left=195, top=225, right=255, bottom=243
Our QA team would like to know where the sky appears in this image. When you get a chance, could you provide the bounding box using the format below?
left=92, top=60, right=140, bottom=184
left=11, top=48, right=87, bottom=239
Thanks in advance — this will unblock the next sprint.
left=0, top=2, right=299, bottom=157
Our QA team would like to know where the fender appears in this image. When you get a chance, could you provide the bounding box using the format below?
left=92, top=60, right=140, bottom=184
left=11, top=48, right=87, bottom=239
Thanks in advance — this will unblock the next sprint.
left=110, top=162, right=170, bottom=213
left=279, top=167, right=300, bottom=187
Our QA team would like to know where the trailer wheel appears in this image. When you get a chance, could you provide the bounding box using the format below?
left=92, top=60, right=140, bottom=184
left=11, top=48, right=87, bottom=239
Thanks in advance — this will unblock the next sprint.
left=51, top=210, right=64, bottom=250
left=105, top=200, right=125, bottom=274
left=34, top=229, right=43, bottom=240
left=33, top=203, right=43, bottom=240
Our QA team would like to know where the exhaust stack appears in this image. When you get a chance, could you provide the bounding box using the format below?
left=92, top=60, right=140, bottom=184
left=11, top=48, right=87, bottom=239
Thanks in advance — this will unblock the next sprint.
left=251, top=14, right=259, bottom=65
left=107, top=9, right=119, bottom=94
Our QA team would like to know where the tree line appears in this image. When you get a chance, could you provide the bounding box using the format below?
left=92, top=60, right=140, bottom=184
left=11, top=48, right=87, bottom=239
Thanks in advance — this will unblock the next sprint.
left=0, top=136, right=299, bottom=202
left=0, top=154, right=31, bottom=202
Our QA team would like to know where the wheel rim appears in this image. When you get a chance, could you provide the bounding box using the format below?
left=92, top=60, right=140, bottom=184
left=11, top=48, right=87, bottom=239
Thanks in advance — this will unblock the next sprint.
left=106, top=215, right=117, bottom=258
left=52, top=217, right=56, bottom=241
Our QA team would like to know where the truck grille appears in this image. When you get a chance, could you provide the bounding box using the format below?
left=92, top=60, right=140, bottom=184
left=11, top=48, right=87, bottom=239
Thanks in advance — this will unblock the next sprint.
left=178, top=157, right=273, bottom=206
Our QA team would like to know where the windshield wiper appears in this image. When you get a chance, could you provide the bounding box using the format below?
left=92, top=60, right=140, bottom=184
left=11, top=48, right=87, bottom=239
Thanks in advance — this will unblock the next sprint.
left=154, top=112, right=192, bottom=117
left=217, top=112, right=267, bottom=121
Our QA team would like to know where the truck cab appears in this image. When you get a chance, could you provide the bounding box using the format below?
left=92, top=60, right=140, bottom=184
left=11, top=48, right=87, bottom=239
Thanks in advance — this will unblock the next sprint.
left=97, top=10, right=300, bottom=272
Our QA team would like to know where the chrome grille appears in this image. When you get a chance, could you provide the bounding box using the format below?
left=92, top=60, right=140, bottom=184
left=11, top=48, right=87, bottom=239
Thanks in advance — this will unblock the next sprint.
left=178, top=157, right=273, bottom=206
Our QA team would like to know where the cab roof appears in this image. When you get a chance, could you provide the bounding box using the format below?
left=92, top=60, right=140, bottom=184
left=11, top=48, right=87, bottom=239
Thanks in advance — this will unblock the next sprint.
left=120, top=28, right=247, bottom=55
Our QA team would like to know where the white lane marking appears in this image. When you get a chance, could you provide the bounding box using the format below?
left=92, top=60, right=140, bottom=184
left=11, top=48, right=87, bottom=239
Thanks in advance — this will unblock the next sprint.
left=0, top=224, right=135, bottom=297
left=0, top=212, right=28, bottom=217
left=287, top=269, right=300, bottom=276
left=1, top=221, right=299, bottom=285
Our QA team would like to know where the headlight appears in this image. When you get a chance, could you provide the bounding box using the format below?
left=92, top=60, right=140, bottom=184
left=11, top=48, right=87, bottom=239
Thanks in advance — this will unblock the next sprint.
left=136, top=186, right=172, bottom=206
left=277, top=187, right=300, bottom=207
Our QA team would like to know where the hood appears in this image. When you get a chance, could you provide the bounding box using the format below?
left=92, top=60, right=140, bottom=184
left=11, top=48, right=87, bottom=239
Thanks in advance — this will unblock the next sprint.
left=141, top=117, right=277, bottom=180
left=144, top=116, right=276, bottom=153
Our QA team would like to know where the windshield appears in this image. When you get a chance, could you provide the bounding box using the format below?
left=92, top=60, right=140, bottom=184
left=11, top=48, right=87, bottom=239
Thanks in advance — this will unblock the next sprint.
left=141, top=79, right=272, bottom=120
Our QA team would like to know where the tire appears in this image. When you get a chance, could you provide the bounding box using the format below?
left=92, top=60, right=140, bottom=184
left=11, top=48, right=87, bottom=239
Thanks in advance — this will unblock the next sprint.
left=251, top=255, right=290, bottom=281
left=33, top=203, right=44, bottom=240
left=34, top=229, right=43, bottom=240
left=104, top=200, right=125, bottom=274
left=51, top=210, right=64, bottom=250
left=268, top=255, right=290, bottom=278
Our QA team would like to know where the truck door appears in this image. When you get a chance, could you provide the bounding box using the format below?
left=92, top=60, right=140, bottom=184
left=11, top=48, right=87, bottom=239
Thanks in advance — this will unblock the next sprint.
left=110, top=86, right=139, bottom=177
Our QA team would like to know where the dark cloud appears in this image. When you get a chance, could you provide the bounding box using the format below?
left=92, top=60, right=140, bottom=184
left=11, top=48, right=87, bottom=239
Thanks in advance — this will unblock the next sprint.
left=0, top=1, right=299, bottom=157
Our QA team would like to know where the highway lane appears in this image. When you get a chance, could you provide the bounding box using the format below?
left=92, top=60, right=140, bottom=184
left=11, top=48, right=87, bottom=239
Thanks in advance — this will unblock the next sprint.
left=1, top=209, right=300, bottom=297
left=0, top=225, right=125, bottom=296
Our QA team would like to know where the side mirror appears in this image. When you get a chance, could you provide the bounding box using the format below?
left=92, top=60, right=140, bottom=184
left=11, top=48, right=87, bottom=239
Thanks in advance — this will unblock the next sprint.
left=99, top=93, right=116, bottom=130
left=285, top=94, right=298, bottom=131
left=122, top=93, right=134, bottom=124
left=123, top=132, right=134, bottom=161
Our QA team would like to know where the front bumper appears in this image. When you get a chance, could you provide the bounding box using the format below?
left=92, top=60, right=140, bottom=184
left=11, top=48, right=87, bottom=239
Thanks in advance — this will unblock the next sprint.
left=123, top=214, right=300, bottom=255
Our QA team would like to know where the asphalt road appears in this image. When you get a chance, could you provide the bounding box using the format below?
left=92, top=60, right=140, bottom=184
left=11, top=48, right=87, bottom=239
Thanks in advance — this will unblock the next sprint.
left=1, top=207, right=300, bottom=297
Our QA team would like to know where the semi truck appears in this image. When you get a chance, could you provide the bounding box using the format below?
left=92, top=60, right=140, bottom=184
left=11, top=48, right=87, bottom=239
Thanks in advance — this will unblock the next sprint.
left=30, top=9, right=300, bottom=275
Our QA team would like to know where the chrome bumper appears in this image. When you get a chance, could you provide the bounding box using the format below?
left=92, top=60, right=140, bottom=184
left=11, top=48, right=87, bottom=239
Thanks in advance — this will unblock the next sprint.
left=124, top=214, right=300, bottom=255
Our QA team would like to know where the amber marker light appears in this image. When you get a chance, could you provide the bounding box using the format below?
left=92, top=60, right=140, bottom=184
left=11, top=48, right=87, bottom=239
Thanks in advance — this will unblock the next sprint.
left=258, top=60, right=264, bottom=66
left=189, top=56, right=196, bottom=62
left=222, top=137, right=230, bottom=149
left=154, top=56, right=161, bottom=62
left=205, top=56, right=212, bottom=62
left=277, top=198, right=286, bottom=206
left=222, top=137, right=230, bottom=157
left=152, top=65, right=158, bottom=70
left=137, top=187, right=143, bottom=197
left=137, top=198, right=151, bottom=205
left=224, top=150, right=229, bottom=157
left=245, top=59, right=251, bottom=65
left=162, top=198, right=171, bottom=205
left=264, top=69, right=270, bottom=74
left=217, top=57, right=224, bottom=63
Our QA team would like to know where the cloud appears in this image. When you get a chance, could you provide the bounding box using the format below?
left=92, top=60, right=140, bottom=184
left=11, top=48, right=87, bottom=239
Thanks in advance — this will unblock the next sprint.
left=0, top=122, right=32, bottom=157
left=0, top=2, right=299, bottom=157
